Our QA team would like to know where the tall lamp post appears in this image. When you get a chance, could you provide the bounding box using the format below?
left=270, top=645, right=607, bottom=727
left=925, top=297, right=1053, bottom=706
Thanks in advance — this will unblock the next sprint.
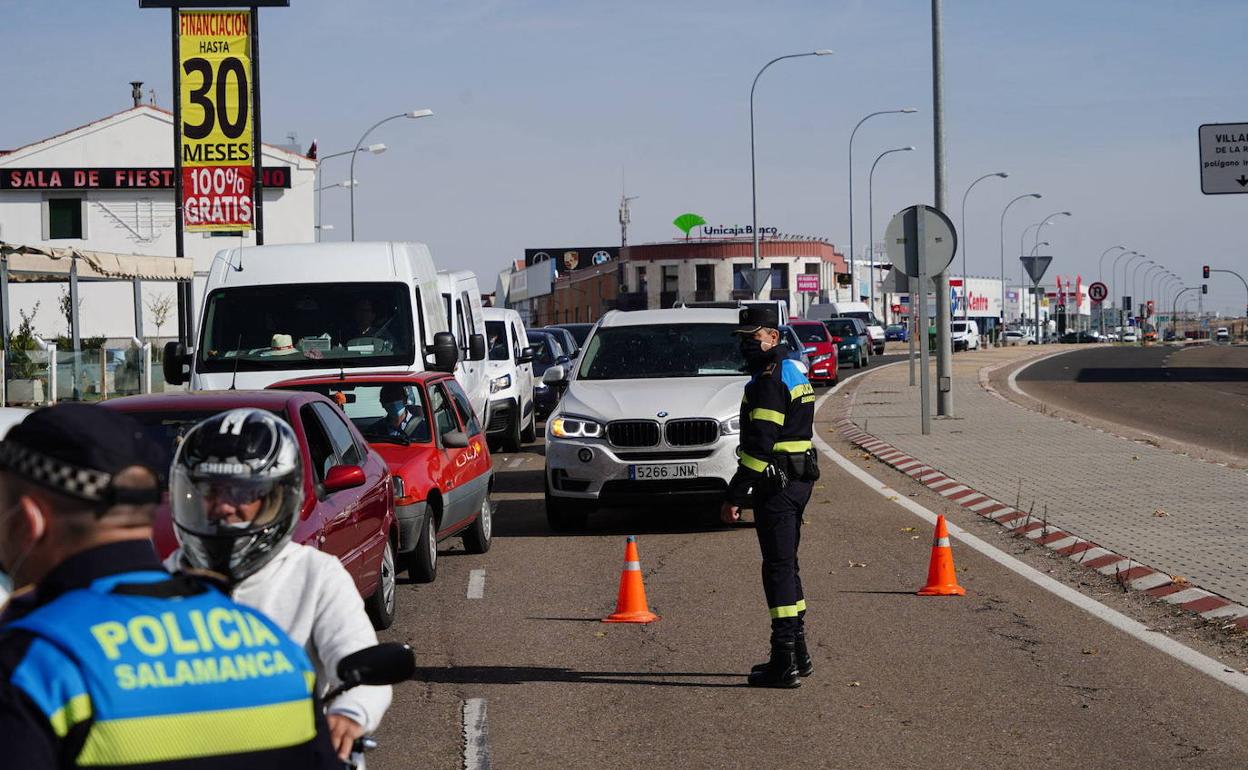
left=848, top=107, right=917, bottom=304
left=1096, top=245, right=1126, bottom=334
left=749, top=50, right=833, bottom=296
left=1121, top=252, right=1146, bottom=328
left=1110, top=249, right=1137, bottom=331
left=867, top=146, right=914, bottom=319
left=999, top=193, right=1040, bottom=331
left=349, top=109, right=433, bottom=241
left=1033, top=210, right=1071, bottom=253
left=958, top=171, right=1008, bottom=320
left=315, top=179, right=357, bottom=238
left=1130, top=259, right=1154, bottom=328
left=316, top=144, right=384, bottom=241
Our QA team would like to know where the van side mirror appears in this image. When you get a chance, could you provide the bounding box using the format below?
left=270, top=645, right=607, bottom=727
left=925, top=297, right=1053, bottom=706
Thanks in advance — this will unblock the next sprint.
left=517, top=346, right=536, bottom=365
left=162, top=341, right=189, bottom=386
left=468, top=333, right=486, bottom=361
left=426, top=332, right=459, bottom=373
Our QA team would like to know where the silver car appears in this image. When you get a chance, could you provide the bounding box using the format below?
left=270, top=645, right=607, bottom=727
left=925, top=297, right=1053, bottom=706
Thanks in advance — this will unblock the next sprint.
left=541, top=307, right=747, bottom=530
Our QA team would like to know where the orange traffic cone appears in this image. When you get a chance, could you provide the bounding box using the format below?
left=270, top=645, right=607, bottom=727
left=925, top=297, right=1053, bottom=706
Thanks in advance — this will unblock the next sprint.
left=603, top=536, right=659, bottom=623
left=917, top=515, right=966, bottom=596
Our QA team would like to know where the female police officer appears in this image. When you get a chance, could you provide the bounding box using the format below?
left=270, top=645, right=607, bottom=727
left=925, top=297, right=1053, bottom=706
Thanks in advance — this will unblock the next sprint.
left=721, top=305, right=819, bottom=689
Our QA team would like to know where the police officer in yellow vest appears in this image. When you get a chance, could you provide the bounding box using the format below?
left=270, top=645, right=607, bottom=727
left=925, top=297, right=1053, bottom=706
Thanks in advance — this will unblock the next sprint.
left=0, top=404, right=339, bottom=768
left=722, top=305, right=819, bottom=688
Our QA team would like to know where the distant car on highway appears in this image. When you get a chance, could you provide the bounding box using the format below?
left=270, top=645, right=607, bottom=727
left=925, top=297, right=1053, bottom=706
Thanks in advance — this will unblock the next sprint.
left=542, top=307, right=747, bottom=530
left=1216, top=327, right=1231, bottom=342
left=823, top=317, right=871, bottom=369
left=787, top=320, right=839, bottom=386
left=885, top=324, right=908, bottom=342
left=1120, top=330, right=1138, bottom=343
left=1059, top=330, right=1100, bottom=344
left=1002, top=329, right=1035, bottom=346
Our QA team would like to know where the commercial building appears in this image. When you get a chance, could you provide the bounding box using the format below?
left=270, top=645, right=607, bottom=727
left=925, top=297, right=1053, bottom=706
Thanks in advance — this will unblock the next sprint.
left=0, top=100, right=315, bottom=341
left=499, top=238, right=849, bottom=326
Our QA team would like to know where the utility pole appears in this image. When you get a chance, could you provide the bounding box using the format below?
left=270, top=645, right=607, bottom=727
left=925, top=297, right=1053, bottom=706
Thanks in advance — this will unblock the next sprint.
left=932, top=0, right=953, bottom=416
left=619, top=193, right=637, bottom=248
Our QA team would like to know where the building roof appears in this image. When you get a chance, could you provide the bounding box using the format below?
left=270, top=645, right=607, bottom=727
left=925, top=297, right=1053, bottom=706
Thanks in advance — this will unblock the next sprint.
left=0, top=105, right=314, bottom=167
left=624, top=239, right=846, bottom=271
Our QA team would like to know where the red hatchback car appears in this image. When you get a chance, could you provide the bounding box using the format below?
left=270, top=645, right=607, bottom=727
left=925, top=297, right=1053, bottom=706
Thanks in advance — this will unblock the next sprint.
left=102, top=390, right=400, bottom=628
left=787, top=320, right=840, bottom=386
left=269, top=371, right=494, bottom=585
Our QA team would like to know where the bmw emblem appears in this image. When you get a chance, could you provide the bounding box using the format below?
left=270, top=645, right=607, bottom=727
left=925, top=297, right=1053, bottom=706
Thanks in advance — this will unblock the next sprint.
left=657, top=411, right=668, bottom=418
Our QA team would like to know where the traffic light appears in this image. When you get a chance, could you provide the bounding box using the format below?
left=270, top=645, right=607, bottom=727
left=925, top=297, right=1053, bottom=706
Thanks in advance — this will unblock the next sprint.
left=1203, top=265, right=1211, bottom=279
left=1202, top=284, right=1208, bottom=294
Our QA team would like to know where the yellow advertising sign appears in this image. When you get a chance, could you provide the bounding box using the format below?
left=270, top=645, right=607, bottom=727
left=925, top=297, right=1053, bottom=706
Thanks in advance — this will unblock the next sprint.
left=177, top=10, right=254, bottom=231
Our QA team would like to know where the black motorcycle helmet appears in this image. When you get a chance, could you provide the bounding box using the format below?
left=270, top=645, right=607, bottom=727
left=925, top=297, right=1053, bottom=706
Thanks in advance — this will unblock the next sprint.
left=170, top=409, right=304, bottom=582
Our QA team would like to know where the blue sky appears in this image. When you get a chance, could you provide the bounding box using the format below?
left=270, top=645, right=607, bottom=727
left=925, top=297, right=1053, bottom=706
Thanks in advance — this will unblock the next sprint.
left=4, top=0, right=1248, bottom=313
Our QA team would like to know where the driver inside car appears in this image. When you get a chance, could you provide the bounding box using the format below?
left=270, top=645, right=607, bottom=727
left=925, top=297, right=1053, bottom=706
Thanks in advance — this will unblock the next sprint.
left=371, top=383, right=429, bottom=443
left=340, top=297, right=396, bottom=350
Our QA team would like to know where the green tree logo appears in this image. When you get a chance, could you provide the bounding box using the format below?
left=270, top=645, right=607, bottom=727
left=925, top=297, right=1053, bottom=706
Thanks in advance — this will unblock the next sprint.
left=672, top=213, right=706, bottom=239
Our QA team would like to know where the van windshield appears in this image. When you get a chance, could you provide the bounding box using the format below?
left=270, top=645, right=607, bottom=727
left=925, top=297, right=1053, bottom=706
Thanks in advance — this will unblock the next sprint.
left=577, top=324, right=744, bottom=380
left=839, top=311, right=880, bottom=327
left=198, top=282, right=415, bottom=372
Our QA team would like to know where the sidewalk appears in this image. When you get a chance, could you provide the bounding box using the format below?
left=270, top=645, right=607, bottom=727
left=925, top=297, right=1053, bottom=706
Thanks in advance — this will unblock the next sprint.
left=838, top=345, right=1248, bottom=625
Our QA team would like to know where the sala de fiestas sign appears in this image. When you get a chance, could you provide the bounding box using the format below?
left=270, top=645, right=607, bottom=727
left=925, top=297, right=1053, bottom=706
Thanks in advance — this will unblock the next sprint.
left=0, top=167, right=292, bottom=190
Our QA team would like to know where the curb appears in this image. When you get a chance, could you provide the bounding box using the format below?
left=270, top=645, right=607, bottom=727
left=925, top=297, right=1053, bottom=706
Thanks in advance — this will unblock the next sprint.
left=833, top=414, right=1248, bottom=633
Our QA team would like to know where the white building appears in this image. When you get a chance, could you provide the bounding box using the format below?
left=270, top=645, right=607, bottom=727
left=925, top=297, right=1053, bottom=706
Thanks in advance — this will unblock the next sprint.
left=0, top=104, right=315, bottom=340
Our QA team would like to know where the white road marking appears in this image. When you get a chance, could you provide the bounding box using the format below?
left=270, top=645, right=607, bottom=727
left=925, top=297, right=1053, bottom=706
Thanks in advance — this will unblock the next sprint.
left=506, top=457, right=524, bottom=469
left=462, top=698, right=491, bottom=770
left=467, top=569, right=486, bottom=599
left=814, top=383, right=1248, bottom=697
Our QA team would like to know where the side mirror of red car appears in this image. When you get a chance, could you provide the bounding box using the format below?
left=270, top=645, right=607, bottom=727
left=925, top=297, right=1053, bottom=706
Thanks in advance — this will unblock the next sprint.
left=324, top=465, right=366, bottom=493
left=830, top=336, right=843, bottom=343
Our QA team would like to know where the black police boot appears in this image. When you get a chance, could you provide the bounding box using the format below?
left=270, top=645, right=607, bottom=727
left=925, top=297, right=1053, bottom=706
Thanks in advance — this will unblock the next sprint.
left=747, top=641, right=801, bottom=689
left=751, top=631, right=814, bottom=677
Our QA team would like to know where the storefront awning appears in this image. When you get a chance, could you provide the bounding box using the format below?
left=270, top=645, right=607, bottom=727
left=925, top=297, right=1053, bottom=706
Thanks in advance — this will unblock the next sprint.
left=0, top=242, right=192, bottom=282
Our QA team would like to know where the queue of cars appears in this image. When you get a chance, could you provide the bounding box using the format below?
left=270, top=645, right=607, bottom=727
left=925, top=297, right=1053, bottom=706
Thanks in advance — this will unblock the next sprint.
left=150, top=241, right=500, bottom=632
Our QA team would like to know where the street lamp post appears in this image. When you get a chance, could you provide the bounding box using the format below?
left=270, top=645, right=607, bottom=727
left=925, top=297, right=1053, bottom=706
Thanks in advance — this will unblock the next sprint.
left=315, top=145, right=384, bottom=242
left=868, top=146, right=914, bottom=319
left=848, top=107, right=917, bottom=304
left=958, top=171, right=1008, bottom=320
left=349, top=109, right=433, bottom=241
left=1034, top=211, right=1071, bottom=253
left=1130, top=259, right=1154, bottom=329
left=1096, top=245, right=1126, bottom=336
left=315, top=179, right=357, bottom=237
left=1110, top=249, right=1137, bottom=332
left=749, top=50, right=833, bottom=297
left=1121, top=252, right=1146, bottom=328
left=998, top=193, right=1041, bottom=334
left=1030, top=241, right=1049, bottom=256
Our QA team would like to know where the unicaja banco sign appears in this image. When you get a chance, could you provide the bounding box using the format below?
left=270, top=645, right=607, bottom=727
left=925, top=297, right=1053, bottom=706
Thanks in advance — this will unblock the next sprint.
left=701, top=224, right=779, bottom=237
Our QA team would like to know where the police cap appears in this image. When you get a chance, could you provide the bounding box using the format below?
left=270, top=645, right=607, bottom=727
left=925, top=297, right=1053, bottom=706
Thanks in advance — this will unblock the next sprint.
left=0, top=404, right=166, bottom=506
left=733, top=304, right=781, bottom=335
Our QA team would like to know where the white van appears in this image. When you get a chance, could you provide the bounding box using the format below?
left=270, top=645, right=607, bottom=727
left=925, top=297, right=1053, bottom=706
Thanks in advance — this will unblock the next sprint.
left=807, top=301, right=886, bottom=355
left=437, top=271, right=489, bottom=424
left=163, top=242, right=456, bottom=389
left=950, top=319, right=981, bottom=351
left=482, top=306, right=536, bottom=451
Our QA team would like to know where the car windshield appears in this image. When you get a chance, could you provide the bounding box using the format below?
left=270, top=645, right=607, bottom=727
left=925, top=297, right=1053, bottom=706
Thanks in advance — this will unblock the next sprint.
left=577, top=323, right=743, bottom=380
left=279, top=382, right=432, bottom=444
left=559, top=324, right=594, bottom=346
left=527, top=333, right=564, bottom=365
left=198, top=282, right=416, bottom=373
left=825, top=319, right=859, bottom=337
left=792, top=324, right=829, bottom=343
left=485, top=321, right=509, bottom=361
left=121, top=409, right=287, bottom=457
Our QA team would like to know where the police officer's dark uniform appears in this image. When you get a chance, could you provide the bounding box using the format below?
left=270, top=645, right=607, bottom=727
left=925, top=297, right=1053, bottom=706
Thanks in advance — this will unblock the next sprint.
left=0, top=404, right=339, bottom=769
left=726, top=306, right=819, bottom=688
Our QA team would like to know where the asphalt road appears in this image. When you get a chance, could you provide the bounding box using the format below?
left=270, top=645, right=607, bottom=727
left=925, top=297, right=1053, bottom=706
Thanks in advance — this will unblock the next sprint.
left=1016, top=344, right=1248, bottom=462
left=367, top=357, right=1248, bottom=769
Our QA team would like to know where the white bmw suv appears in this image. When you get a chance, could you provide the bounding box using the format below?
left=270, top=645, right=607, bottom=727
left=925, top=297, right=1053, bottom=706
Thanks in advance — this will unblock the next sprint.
left=541, top=307, right=748, bottom=530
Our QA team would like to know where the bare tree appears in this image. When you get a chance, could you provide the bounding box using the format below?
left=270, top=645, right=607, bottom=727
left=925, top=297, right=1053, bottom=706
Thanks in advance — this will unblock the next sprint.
left=58, top=287, right=82, bottom=340
left=145, top=292, right=175, bottom=338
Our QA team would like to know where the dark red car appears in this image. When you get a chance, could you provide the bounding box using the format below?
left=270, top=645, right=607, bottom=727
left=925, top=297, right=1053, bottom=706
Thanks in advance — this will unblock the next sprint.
left=268, top=371, right=494, bottom=584
left=102, top=390, right=400, bottom=629
left=787, top=320, right=840, bottom=385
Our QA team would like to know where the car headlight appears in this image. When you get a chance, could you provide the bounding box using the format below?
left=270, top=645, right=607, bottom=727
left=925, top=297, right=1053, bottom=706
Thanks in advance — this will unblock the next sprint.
left=720, top=416, right=741, bottom=435
left=534, top=381, right=549, bottom=391
left=811, top=353, right=832, bottom=364
left=844, top=341, right=858, bottom=348
left=549, top=415, right=603, bottom=439
left=490, top=374, right=512, bottom=393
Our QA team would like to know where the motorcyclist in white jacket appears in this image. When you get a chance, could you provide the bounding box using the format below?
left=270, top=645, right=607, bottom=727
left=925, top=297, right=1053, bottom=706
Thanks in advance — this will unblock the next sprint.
left=165, top=408, right=392, bottom=762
